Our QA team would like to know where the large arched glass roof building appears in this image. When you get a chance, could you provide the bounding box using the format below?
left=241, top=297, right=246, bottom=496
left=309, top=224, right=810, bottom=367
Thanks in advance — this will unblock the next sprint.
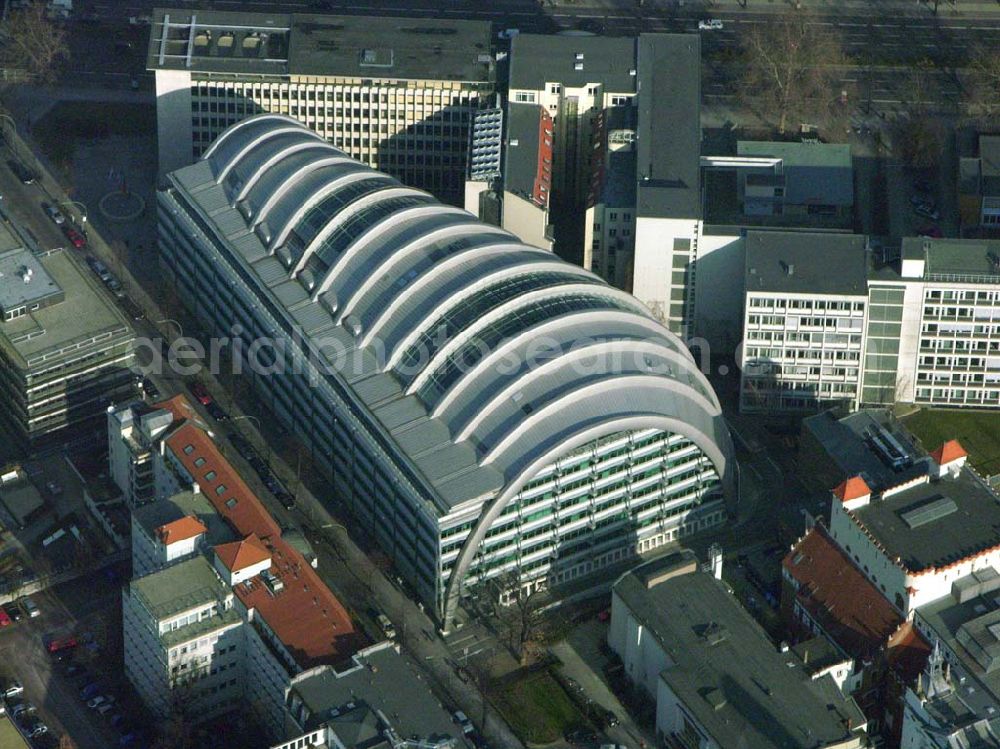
left=159, top=114, right=736, bottom=627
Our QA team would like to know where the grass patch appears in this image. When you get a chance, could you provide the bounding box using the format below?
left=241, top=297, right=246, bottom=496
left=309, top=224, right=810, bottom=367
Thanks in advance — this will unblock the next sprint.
left=493, top=670, right=584, bottom=745
left=33, top=100, right=155, bottom=167
left=903, top=408, right=1000, bottom=476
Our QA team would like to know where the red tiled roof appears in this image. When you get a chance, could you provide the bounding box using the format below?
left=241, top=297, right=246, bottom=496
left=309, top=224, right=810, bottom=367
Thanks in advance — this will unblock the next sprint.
left=156, top=515, right=207, bottom=545
left=833, top=475, right=871, bottom=502
left=784, top=525, right=901, bottom=660
left=153, top=394, right=203, bottom=425
left=887, top=620, right=931, bottom=682
left=162, top=399, right=360, bottom=668
left=215, top=533, right=270, bottom=573
left=931, top=440, right=967, bottom=465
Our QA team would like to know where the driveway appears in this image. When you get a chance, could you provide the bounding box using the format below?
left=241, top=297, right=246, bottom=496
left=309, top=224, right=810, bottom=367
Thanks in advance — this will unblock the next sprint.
left=551, top=619, right=658, bottom=749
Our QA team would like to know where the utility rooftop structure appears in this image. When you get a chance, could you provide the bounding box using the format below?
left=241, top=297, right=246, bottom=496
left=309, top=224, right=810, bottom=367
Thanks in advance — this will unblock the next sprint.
left=609, top=552, right=867, bottom=749
left=158, top=113, right=735, bottom=629
left=148, top=9, right=495, bottom=203
left=0, top=241, right=135, bottom=445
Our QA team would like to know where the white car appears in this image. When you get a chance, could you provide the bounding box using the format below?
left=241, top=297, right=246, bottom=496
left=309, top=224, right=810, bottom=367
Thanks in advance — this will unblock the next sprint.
left=3, top=681, right=23, bottom=699
left=452, top=710, right=474, bottom=735
left=698, top=19, right=724, bottom=30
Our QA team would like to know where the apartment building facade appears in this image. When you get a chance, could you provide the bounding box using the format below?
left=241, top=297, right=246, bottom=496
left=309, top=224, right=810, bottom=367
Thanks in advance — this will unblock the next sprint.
left=740, top=235, right=1000, bottom=413
left=117, top=395, right=359, bottom=737
left=148, top=9, right=494, bottom=204
left=492, top=34, right=702, bottom=337
left=157, top=114, right=735, bottom=630
left=0, top=242, right=135, bottom=446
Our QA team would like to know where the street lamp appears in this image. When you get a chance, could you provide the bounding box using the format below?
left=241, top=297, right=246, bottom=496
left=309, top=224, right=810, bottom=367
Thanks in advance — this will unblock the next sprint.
left=59, top=200, right=88, bottom=226
left=231, top=414, right=270, bottom=463
left=156, top=318, right=184, bottom=340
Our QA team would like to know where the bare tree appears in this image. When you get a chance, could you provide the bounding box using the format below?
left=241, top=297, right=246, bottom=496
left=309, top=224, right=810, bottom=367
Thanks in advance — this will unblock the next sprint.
left=0, top=1, right=68, bottom=84
left=485, top=571, right=545, bottom=664
left=891, top=115, right=943, bottom=169
left=738, top=12, right=848, bottom=134
left=963, top=44, right=1000, bottom=122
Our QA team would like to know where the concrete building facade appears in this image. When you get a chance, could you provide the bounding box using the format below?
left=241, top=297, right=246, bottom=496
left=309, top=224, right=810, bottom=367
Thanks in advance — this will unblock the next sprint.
left=148, top=9, right=495, bottom=205
left=0, top=241, right=135, bottom=446
left=740, top=235, right=1000, bottom=413
left=118, top=395, right=359, bottom=737
left=157, top=114, right=735, bottom=629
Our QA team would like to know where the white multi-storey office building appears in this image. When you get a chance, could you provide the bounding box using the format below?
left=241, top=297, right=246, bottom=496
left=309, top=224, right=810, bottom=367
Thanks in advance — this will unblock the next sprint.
left=157, top=114, right=736, bottom=630
left=148, top=9, right=494, bottom=205
left=740, top=234, right=1000, bottom=413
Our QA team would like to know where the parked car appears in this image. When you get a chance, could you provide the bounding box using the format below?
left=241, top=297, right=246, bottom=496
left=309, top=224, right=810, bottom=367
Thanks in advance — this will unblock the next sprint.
left=698, top=18, right=724, bottom=30
left=452, top=710, right=474, bottom=736
left=0, top=607, right=10, bottom=627
left=85, top=255, right=111, bottom=282
left=565, top=728, right=599, bottom=745
left=275, top=490, right=295, bottom=510
left=10, top=702, right=35, bottom=719
left=20, top=597, right=39, bottom=618
left=87, top=695, right=111, bottom=709
left=105, top=275, right=125, bottom=297
left=918, top=224, right=943, bottom=238
left=376, top=613, right=396, bottom=640
left=79, top=682, right=100, bottom=700
left=604, top=709, right=620, bottom=727
left=140, top=377, right=160, bottom=399
left=97, top=702, right=115, bottom=715
left=42, top=203, right=65, bottom=225
left=62, top=225, right=86, bottom=250
left=47, top=636, right=78, bottom=654
left=27, top=724, right=48, bottom=738
left=188, top=381, right=212, bottom=405
left=3, top=603, right=22, bottom=622
left=914, top=204, right=941, bottom=221
left=121, top=297, right=145, bottom=321
left=3, top=681, right=23, bottom=699
left=206, top=400, right=228, bottom=421
left=7, top=159, right=36, bottom=184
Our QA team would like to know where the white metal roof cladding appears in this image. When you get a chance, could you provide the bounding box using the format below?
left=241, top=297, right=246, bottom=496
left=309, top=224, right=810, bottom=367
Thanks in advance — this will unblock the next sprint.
left=174, top=114, right=735, bottom=514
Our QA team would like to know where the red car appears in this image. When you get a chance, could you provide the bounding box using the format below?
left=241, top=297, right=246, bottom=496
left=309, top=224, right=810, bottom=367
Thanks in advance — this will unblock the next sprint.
left=188, top=381, right=213, bottom=406
left=61, top=225, right=86, bottom=249
left=47, top=636, right=78, bottom=653
left=0, top=608, right=11, bottom=627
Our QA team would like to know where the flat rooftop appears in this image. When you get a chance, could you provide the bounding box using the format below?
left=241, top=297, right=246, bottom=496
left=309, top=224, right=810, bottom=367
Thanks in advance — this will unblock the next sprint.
left=130, top=555, right=230, bottom=620
left=853, top=470, right=1000, bottom=573
left=0, top=248, right=62, bottom=316
left=290, top=643, right=458, bottom=743
left=0, top=249, right=131, bottom=371
left=745, top=230, right=869, bottom=296
left=504, top=103, right=544, bottom=203
left=149, top=8, right=494, bottom=82
left=917, top=584, right=1000, bottom=720
left=614, top=558, right=863, bottom=749
left=509, top=34, right=637, bottom=92
left=802, top=409, right=926, bottom=493
left=132, top=489, right=236, bottom=547
left=636, top=34, right=702, bottom=220
left=906, top=237, right=1000, bottom=280
left=738, top=141, right=852, bottom=169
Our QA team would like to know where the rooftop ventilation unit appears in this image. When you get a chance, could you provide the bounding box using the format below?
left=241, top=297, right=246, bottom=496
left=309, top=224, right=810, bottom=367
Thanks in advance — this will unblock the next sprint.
left=261, top=569, right=284, bottom=594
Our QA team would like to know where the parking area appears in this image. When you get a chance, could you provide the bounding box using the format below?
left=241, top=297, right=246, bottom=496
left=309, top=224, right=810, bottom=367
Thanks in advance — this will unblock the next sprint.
left=0, top=568, right=140, bottom=749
